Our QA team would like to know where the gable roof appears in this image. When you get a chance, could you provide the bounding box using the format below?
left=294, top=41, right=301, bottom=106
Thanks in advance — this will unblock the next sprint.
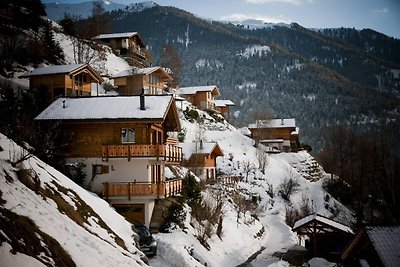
left=175, top=85, right=220, bottom=96
left=342, top=226, right=400, bottom=267
left=112, top=66, right=173, bottom=81
left=19, top=64, right=103, bottom=82
left=35, top=95, right=178, bottom=125
left=93, top=32, right=145, bottom=47
left=248, top=118, right=296, bottom=129
left=293, top=214, right=353, bottom=234
left=179, top=142, right=224, bottom=160
left=214, top=100, right=235, bottom=107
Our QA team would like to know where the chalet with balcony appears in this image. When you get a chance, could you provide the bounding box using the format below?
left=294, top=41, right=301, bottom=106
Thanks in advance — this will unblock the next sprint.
left=175, top=85, right=220, bottom=110
left=214, top=99, right=235, bottom=120
left=35, top=95, right=183, bottom=227
left=20, top=64, right=103, bottom=102
left=93, top=32, right=150, bottom=68
left=112, top=66, right=173, bottom=96
left=248, top=118, right=300, bottom=152
left=179, top=141, right=224, bottom=179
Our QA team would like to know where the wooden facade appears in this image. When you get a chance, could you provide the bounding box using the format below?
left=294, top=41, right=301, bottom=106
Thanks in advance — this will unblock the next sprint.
left=20, top=64, right=103, bottom=102
left=176, top=86, right=220, bottom=111
left=113, top=67, right=173, bottom=96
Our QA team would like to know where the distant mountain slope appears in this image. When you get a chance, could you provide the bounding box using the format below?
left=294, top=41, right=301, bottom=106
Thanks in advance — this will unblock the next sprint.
left=0, top=134, right=146, bottom=267
left=103, top=5, right=400, bottom=152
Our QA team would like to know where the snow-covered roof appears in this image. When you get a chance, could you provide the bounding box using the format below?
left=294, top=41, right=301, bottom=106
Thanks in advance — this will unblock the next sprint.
left=214, top=99, right=235, bottom=107
left=20, top=64, right=86, bottom=77
left=366, top=226, right=400, bottom=267
left=259, top=139, right=284, bottom=143
left=291, top=127, right=300, bottom=135
left=179, top=142, right=224, bottom=160
left=35, top=95, right=174, bottom=121
left=94, top=32, right=139, bottom=39
left=248, top=118, right=296, bottom=129
left=176, top=85, right=220, bottom=96
left=112, top=66, right=172, bottom=80
left=293, top=214, right=353, bottom=234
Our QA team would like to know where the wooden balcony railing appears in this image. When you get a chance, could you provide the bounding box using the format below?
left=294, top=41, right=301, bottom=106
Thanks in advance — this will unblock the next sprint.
left=102, top=179, right=183, bottom=200
left=102, top=142, right=182, bottom=163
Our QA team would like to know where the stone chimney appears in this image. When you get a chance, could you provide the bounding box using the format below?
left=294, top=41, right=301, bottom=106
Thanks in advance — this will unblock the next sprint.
left=281, top=118, right=284, bottom=125
left=62, top=100, right=66, bottom=108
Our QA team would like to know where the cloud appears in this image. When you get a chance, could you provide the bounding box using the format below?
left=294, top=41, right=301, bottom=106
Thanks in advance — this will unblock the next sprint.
left=244, top=0, right=313, bottom=5
left=372, top=8, right=389, bottom=14
left=220, top=13, right=291, bottom=24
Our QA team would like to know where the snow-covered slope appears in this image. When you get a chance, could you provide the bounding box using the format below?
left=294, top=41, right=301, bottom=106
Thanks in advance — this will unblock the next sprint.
left=150, top=100, right=354, bottom=266
left=0, top=133, right=146, bottom=267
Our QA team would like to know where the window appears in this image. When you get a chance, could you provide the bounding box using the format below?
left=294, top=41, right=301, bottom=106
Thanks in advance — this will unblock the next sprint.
left=121, top=128, right=135, bottom=143
left=92, top=164, right=109, bottom=176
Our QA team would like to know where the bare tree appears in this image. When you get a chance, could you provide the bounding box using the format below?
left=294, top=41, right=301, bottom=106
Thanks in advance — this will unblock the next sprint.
left=160, top=44, right=182, bottom=87
left=256, top=145, right=269, bottom=174
left=242, top=160, right=255, bottom=182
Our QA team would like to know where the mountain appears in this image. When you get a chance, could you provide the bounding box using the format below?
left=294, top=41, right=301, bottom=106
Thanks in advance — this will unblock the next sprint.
left=45, top=0, right=126, bottom=21
left=101, top=5, right=400, bottom=153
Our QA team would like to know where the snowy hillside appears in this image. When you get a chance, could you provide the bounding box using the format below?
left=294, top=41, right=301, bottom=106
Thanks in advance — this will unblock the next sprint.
left=0, top=133, right=146, bottom=267
left=147, top=101, right=354, bottom=266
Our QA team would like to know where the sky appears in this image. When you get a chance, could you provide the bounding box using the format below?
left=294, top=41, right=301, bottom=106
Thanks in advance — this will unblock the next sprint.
left=43, top=0, right=400, bottom=39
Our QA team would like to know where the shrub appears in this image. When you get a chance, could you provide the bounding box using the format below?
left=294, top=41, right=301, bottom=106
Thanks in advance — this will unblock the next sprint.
left=159, top=201, right=186, bottom=232
left=183, top=107, right=199, bottom=122
left=278, top=178, right=300, bottom=202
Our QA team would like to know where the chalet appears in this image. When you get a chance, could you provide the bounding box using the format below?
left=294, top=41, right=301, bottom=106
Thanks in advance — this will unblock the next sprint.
left=112, top=66, right=173, bottom=96
left=179, top=141, right=224, bottom=179
left=293, top=214, right=354, bottom=262
left=19, top=64, right=103, bottom=102
left=248, top=118, right=300, bottom=152
left=175, top=85, right=220, bottom=110
left=214, top=99, right=235, bottom=120
left=35, top=95, right=183, bottom=227
left=93, top=32, right=149, bottom=68
left=341, top=226, right=400, bottom=267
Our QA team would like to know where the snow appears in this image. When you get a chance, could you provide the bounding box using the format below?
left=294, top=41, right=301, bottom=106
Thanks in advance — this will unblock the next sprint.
left=292, top=214, right=353, bottom=234
left=238, top=45, right=271, bottom=59
left=179, top=142, right=220, bottom=160
left=0, top=133, right=145, bottom=266
left=94, top=32, right=139, bottom=40
left=34, top=95, right=173, bottom=121
left=19, top=64, right=85, bottom=77
left=214, top=100, right=235, bottom=107
left=249, top=118, right=296, bottom=129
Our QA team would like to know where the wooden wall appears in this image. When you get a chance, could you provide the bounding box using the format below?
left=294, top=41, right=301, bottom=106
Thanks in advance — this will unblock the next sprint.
left=251, top=127, right=296, bottom=141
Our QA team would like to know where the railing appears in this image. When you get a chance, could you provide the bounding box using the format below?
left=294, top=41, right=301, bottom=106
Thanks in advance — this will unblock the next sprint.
left=102, top=143, right=182, bottom=162
left=102, top=179, right=183, bottom=200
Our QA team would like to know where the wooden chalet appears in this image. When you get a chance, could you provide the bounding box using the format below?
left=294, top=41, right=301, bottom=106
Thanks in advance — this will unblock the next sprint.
left=214, top=99, right=235, bottom=120
left=35, top=95, right=183, bottom=227
left=293, top=214, right=354, bottom=262
left=93, top=32, right=150, bottom=68
left=175, top=85, right=220, bottom=111
left=341, top=226, right=400, bottom=267
left=179, top=141, right=224, bottom=179
left=248, top=118, right=300, bottom=152
left=112, top=66, right=173, bottom=96
left=19, top=64, right=103, bottom=102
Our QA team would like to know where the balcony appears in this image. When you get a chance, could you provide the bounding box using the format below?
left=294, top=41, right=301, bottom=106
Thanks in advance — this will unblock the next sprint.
left=102, top=179, right=183, bottom=200
left=102, top=142, right=182, bottom=163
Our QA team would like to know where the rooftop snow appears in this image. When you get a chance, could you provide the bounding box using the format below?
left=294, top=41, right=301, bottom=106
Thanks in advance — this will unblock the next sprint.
left=35, top=96, right=173, bottom=121
left=249, top=118, right=296, bottom=129
left=366, top=226, right=400, bottom=267
left=176, top=85, right=219, bottom=95
left=94, top=32, right=139, bottom=39
left=19, top=64, right=86, bottom=77
left=112, top=66, right=171, bottom=79
left=293, top=214, right=353, bottom=234
left=214, top=100, right=235, bottom=107
left=179, top=142, right=222, bottom=160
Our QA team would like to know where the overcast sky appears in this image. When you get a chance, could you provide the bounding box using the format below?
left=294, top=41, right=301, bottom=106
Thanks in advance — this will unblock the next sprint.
left=45, top=0, right=400, bottom=38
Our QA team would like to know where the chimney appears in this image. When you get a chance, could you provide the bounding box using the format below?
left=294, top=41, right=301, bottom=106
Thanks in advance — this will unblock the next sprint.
left=140, top=88, right=145, bottom=110
left=200, top=140, right=203, bottom=149
left=281, top=118, right=284, bottom=125
left=62, top=100, right=66, bottom=108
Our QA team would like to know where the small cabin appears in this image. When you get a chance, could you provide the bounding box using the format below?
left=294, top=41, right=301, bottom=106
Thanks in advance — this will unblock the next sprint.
left=341, top=226, right=400, bottom=267
left=248, top=118, right=300, bottom=152
left=19, top=64, right=103, bottom=102
left=214, top=99, right=235, bottom=120
left=293, top=214, right=354, bottom=262
left=35, top=95, right=183, bottom=227
left=112, top=66, right=173, bottom=95
left=93, top=32, right=149, bottom=67
left=175, top=85, right=220, bottom=110
left=179, top=142, right=224, bottom=179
